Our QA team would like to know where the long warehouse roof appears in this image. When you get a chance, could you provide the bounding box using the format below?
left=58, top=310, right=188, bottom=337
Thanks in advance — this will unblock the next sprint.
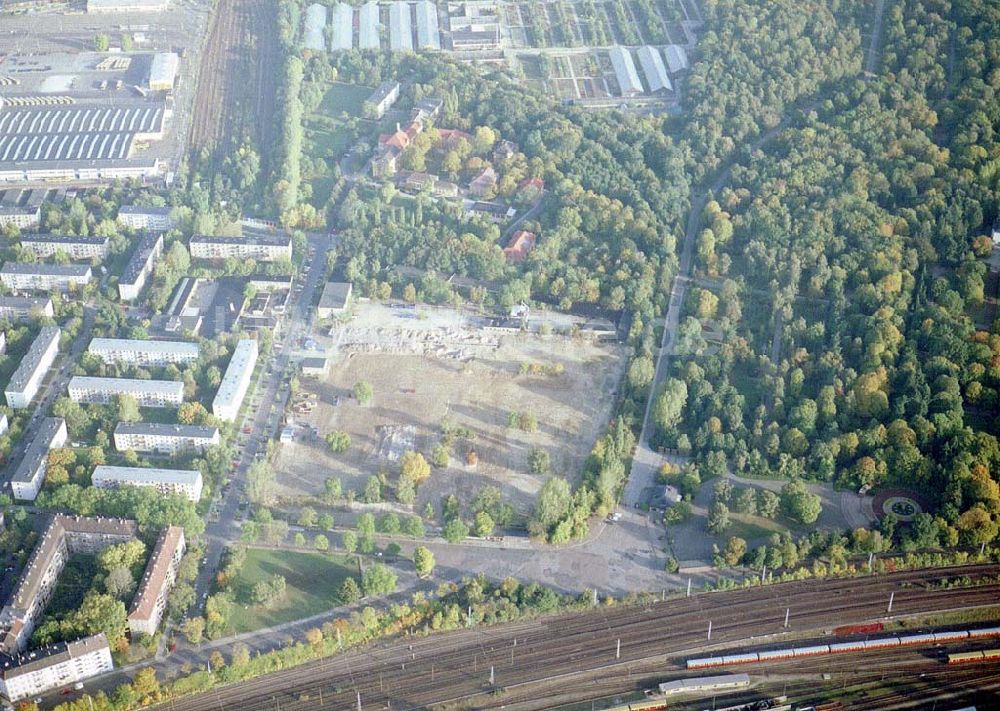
left=389, top=2, right=413, bottom=51
left=609, top=46, right=644, bottom=96
left=415, top=1, right=441, bottom=50
left=637, top=46, right=672, bottom=92
left=359, top=1, right=380, bottom=50
left=330, top=2, right=354, bottom=50
left=304, top=3, right=327, bottom=51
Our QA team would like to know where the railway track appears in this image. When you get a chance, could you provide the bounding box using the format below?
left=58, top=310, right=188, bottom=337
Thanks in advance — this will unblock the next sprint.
left=190, top=0, right=276, bottom=154
left=153, top=565, right=1000, bottom=710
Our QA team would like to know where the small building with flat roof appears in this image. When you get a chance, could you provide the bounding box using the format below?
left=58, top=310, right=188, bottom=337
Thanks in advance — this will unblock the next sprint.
left=317, top=282, right=352, bottom=318
left=148, top=53, right=179, bottom=91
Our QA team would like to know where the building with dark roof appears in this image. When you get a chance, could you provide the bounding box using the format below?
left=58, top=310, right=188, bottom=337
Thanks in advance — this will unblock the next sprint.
left=0, top=263, right=91, bottom=292
left=9, top=418, right=66, bottom=501
left=189, top=234, right=292, bottom=262
left=114, top=422, right=220, bottom=455
left=317, top=282, right=352, bottom=318
left=18, top=234, right=109, bottom=261
left=0, top=296, right=53, bottom=321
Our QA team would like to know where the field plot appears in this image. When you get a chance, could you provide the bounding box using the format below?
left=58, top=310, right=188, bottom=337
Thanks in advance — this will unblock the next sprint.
left=275, top=304, right=627, bottom=518
left=224, top=549, right=360, bottom=634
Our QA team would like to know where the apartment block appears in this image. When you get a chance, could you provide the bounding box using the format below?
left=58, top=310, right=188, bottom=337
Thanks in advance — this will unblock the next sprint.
left=0, top=296, right=53, bottom=321
left=118, top=232, right=163, bottom=302
left=91, top=465, right=203, bottom=502
left=117, top=205, right=175, bottom=232
left=189, top=234, right=292, bottom=262
left=0, top=515, right=137, bottom=654
left=18, top=234, right=109, bottom=261
left=127, top=526, right=185, bottom=637
left=0, top=633, right=113, bottom=703
left=5, top=326, right=60, bottom=409
left=212, top=339, right=257, bottom=421
left=114, top=422, right=220, bottom=455
left=89, top=337, right=200, bottom=366
left=0, top=263, right=92, bottom=292
left=68, top=376, right=184, bottom=408
left=10, top=417, right=67, bottom=502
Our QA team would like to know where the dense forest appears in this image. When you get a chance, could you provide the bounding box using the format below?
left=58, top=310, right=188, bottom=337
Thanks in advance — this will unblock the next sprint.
left=257, top=0, right=1000, bottom=553
left=654, top=0, right=1000, bottom=551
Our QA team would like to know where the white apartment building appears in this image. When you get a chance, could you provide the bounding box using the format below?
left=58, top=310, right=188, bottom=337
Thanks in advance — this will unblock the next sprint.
left=118, top=232, right=163, bottom=302
left=114, top=422, right=220, bottom=455
left=18, top=235, right=109, bottom=261
left=68, top=376, right=184, bottom=408
left=0, top=206, right=40, bottom=230
left=88, top=337, right=200, bottom=366
left=91, top=465, right=203, bottom=502
left=5, top=326, right=60, bottom=409
left=117, top=205, right=175, bottom=232
left=189, top=234, right=292, bottom=262
left=10, top=417, right=67, bottom=501
left=0, top=633, right=113, bottom=703
left=0, top=296, right=54, bottom=321
left=212, top=339, right=258, bottom=421
left=0, top=263, right=92, bottom=292
left=127, top=526, right=185, bottom=637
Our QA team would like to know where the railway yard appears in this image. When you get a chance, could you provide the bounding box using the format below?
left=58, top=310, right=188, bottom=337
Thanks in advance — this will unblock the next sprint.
left=190, top=0, right=278, bottom=152
left=150, top=564, right=1000, bottom=711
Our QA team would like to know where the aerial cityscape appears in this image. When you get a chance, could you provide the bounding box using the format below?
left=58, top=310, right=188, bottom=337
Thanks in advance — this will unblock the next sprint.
left=0, top=0, right=997, bottom=710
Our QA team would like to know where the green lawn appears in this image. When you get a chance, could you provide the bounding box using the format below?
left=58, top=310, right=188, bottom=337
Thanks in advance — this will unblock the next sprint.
left=317, top=82, right=372, bottom=117
left=725, top=513, right=787, bottom=542
left=225, top=548, right=361, bottom=634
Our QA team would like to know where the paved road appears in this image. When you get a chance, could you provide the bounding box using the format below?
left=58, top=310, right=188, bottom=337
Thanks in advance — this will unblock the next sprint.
left=188, top=233, right=335, bottom=615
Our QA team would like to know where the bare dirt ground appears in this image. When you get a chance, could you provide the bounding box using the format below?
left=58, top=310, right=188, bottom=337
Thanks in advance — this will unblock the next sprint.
left=274, top=304, right=627, bottom=519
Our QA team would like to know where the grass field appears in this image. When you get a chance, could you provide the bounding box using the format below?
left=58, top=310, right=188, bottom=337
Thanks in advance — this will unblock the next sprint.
left=318, top=82, right=372, bottom=116
left=226, top=548, right=361, bottom=634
